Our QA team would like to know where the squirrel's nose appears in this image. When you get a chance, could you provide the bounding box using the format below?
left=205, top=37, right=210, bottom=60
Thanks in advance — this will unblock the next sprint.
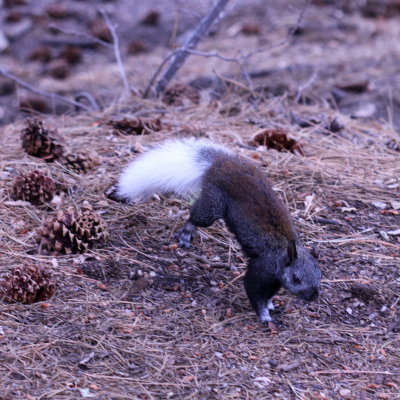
left=302, top=288, right=319, bottom=301
left=308, top=288, right=319, bottom=301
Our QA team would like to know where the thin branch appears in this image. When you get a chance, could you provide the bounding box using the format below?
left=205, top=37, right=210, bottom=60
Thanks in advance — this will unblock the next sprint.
left=152, top=0, right=231, bottom=97
left=100, top=10, right=137, bottom=95
left=144, top=0, right=310, bottom=98
left=295, top=69, right=318, bottom=102
left=74, top=92, right=101, bottom=111
left=142, top=52, right=176, bottom=99
left=294, top=0, right=310, bottom=32
left=0, top=67, right=93, bottom=111
left=46, top=24, right=114, bottom=49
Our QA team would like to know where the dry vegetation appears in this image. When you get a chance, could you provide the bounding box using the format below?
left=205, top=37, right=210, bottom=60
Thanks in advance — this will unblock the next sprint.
left=0, top=1, right=400, bottom=399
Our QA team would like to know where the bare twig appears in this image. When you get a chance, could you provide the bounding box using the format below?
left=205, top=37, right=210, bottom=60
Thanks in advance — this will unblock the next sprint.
left=46, top=24, right=114, bottom=49
left=75, top=92, right=101, bottom=111
left=144, top=0, right=311, bottom=98
left=295, top=69, right=318, bottom=102
left=143, top=52, right=177, bottom=99
left=100, top=10, right=137, bottom=95
left=150, top=0, right=231, bottom=97
left=293, top=0, right=310, bottom=32
left=312, top=369, right=399, bottom=376
left=0, top=67, right=93, bottom=111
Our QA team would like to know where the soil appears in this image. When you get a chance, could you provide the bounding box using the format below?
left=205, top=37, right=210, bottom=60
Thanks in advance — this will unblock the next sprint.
left=0, top=1, right=399, bottom=399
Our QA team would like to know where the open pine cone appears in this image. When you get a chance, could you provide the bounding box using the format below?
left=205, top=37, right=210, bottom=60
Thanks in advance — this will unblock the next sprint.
left=39, top=201, right=109, bottom=255
left=62, top=151, right=99, bottom=173
left=162, top=83, right=200, bottom=106
left=0, top=265, right=56, bottom=304
left=13, top=171, right=56, bottom=205
left=110, top=117, right=162, bottom=135
left=21, top=118, right=65, bottom=162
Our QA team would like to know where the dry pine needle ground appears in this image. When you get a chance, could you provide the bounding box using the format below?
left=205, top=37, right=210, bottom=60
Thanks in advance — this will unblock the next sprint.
left=0, top=94, right=399, bottom=399
left=1, top=2, right=400, bottom=399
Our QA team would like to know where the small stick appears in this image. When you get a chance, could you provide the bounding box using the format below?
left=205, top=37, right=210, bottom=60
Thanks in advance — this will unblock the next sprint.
left=153, top=0, right=231, bottom=97
left=317, top=237, right=400, bottom=250
left=75, top=92, right=101, bottom=111
left=142, top=52, right=176, bottom=99
left=46, top=24, right=114, bottom=48
left=312, top=369, right=399, bottom=376
left=221, top=272, right=245, bottom=291
left=0, top=67, right=93, bottom=111
left=100, top=10, right=138, bottom=95
left=313, top=217, right=342, bottom=225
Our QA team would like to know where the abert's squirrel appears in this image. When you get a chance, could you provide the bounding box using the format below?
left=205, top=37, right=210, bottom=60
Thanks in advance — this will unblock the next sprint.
left=113, top=138, right=321, bottom=323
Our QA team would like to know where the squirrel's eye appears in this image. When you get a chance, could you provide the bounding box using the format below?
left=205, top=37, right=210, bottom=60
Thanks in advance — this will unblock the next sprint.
left=293, top=275, right=301, bottom=285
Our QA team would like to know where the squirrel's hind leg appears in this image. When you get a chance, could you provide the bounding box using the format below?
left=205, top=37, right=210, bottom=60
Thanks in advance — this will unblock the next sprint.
left=175, top=184, right=226, bottom=248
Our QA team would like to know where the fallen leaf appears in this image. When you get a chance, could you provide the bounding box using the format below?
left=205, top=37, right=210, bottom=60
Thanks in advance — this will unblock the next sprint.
left=268, top=321, right=279, bottom=334
left=390, top=201, right=400, bottom=210
left=339, top=388, right=351, bottom=397
left=96, top=282, right=107, bottom=290
left=279, top=361, right=301, bottom=372
left=225, top=308, right=233, bottom=318
left=78, top=388, right=95, bottom=398
left=304, top=193, right=315, bottom=214
left=380, top=210, right=400, bottom=216
left=253, top=376, right=271, bottom=388
left=3, top=200, right=31, bottom=206
left=379, top=231, right=390, bottom=241
left=371, top=201, right=387, bottom=209
left=78, top=352, right=95, bottom=370
left=353, top=102, right=376, bottom=118
left=367, top=383, right=380, bottom=390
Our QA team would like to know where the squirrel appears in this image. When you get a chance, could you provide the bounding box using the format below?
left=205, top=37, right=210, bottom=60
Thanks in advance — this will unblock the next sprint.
left=111, top=138, right=321, bottom=323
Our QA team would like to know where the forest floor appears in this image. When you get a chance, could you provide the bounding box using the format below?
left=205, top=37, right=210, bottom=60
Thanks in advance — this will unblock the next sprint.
left=0, top=1, right=400, bottom=399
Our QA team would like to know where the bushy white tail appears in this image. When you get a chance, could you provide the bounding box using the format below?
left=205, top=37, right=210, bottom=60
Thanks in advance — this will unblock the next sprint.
left=116, top=138, right=230, bottom=202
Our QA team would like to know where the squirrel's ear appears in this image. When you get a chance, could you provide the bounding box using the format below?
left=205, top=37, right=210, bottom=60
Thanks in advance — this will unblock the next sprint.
left=285, top=240, right=297, bottom=267
left=310, top=243, right=319, bottom=259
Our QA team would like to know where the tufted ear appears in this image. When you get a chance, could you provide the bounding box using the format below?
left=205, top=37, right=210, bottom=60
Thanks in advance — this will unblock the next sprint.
left=310, top=243, right=319, bottom=259
left=285, top=240, right=297, bottom=267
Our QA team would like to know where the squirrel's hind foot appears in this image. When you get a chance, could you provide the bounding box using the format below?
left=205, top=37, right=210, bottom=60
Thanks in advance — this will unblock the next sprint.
left=174, top=221, right=197, bottom=249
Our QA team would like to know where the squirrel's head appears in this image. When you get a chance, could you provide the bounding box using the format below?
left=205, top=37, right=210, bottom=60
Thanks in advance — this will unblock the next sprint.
left=280, top=240, right=321, bottom=301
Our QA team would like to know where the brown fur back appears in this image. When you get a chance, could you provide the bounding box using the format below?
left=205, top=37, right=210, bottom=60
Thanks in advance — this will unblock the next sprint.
left=208, top=154, right=296, bottom=242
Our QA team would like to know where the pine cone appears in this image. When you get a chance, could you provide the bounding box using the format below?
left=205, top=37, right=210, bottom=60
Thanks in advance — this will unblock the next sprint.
left=62, top=151, right=99, bottom=173
left=13, top=171, right=56, bottom=205
left=39, top=201, right=109, bottom=255
left=0, top=265, right=56, bottom=304
left=21, top=118, right=65, bottom=162
left=162, top=83, right=200, bottom=106
left=386, top=138, right=400, bottom=152
left=110, top=117, right=162, bottom=135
